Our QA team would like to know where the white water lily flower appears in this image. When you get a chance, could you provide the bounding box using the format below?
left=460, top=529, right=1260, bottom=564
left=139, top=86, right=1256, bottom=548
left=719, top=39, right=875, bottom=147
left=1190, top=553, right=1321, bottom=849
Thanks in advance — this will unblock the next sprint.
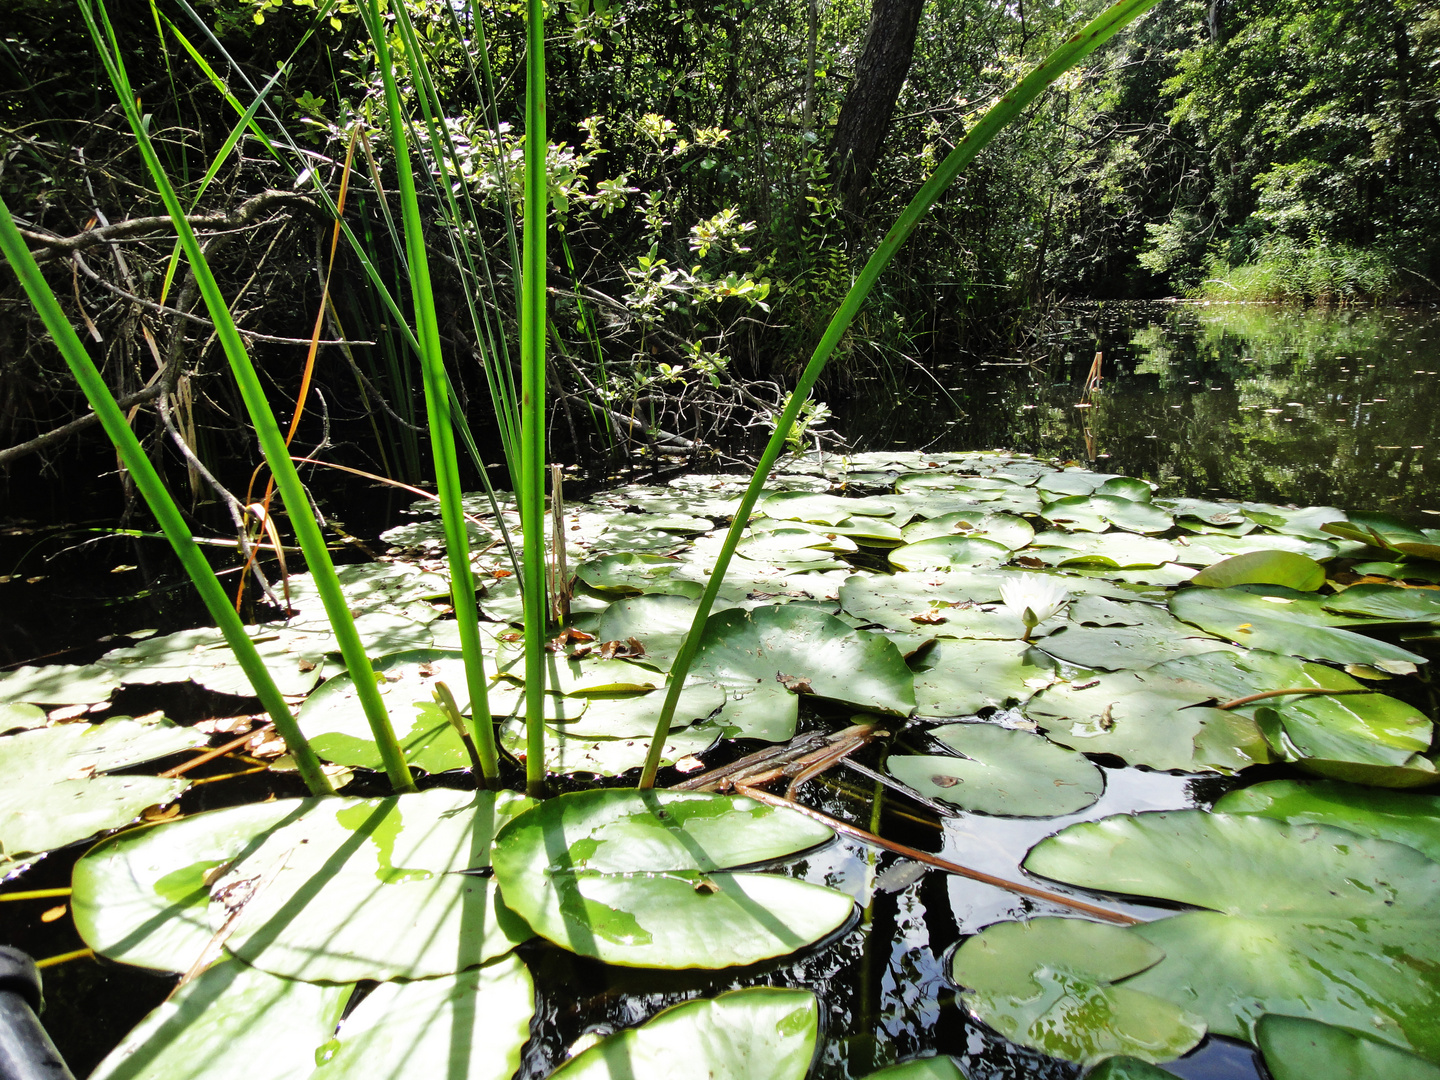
left=999, top=576, right=1071, bottom=639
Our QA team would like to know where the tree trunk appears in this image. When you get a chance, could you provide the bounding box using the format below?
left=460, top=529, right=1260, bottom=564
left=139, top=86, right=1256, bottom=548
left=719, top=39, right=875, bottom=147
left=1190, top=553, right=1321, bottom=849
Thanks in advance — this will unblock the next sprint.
left=829, top=0, right=926, bottom=220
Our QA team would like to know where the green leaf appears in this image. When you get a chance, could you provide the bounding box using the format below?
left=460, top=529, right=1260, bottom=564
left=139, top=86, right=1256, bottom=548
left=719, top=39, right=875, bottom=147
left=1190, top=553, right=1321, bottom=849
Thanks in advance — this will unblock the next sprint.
left=1172, top=532, right=1338, bottom=566
left=1215, top=779, right=1440, bottom=862
left=1, top=717, right=202, bottom=861
left=912, top=639, right=1058, bottom=714
left=856, top=1057, right=969, bottom=1080
left=314, top=956, right=534, bottom=1080
left=491, top=790, right=850, bottom=968
left=691, top=605, right=915, bottom=715
left=97, top=626, right=335, bottom=697
left=0, top=702, right=46, bottom=731
left=1169, top=585, right=1427, bottom=668
left=900, top=512, right=1035, bottom=549
left=1037, top=597, right=1237, bottom=671
left=548, top=987, right=818, bottom=1080
left=1025, top=811, right=1440, bottom=1060
left=1257, top=1014, right=1440, bottom=1080
left=1027, top=532, right=1177, bottom=568
left=1323, top=582, right=1440, bottom=623
left=552, top=684, right=725, bottom=739
left=596, top=594, right=718, bottom=671
left=498, top=717, right=720, bottom=776
left=952, top=917, right=1204, bottom=1066
left=75, top=790, right=534, bottom=979
left=89, top=960, right=347, bottom=1080
left=888, top=536, right=1014, bottom=570
left=0, top=663, right=119, bottom=705
left=1190, top=551, right=1327, bottom=591
left=1083, top=1057, right=1184, bottom=1080
left=889, top=723, right=1102, bottom=816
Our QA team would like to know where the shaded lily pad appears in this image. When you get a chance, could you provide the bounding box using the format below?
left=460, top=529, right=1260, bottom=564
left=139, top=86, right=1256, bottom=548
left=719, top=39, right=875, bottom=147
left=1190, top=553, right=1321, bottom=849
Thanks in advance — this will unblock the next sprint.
left=1257, top=1014, right=1440, bottom=1080
left=1170, top=585, right=1427, bottom=668
left=691, top=605, right=915, bottom=715
left=951, top=917, right=1205, bottom=1066
left=549, top=987, right=818, bottom=1080
left=856, top=1058, right=969, bottom=1080
left=1083, top=1058, right=1184, bottom=1080
left=1, top=717, right=203, bottom=862
left=97, top=626, right=335, bottom=698
left=491, top=790, right=851, bottom=968
left=912, top=639, right=1058, bottom=715
left=888, top=722, right=1102, bottom=816
left=1024, top=811, right=1440, bottom=1061
left=1323, top=582, right=1440, bottom=623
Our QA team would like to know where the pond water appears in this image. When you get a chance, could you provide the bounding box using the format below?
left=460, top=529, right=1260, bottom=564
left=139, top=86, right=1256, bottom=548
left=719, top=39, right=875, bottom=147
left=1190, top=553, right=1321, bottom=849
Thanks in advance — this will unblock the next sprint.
left=4, top=302, right=1440, bottom=1080
left=838, top=302, right=1440, bottom=524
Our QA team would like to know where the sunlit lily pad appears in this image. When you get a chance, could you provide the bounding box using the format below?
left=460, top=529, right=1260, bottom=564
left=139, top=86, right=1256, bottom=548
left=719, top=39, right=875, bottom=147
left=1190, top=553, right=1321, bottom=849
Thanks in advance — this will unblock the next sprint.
left=951, top=917, right=1204, bottom=1066
left=1036, top=600, right=1237, bottom=671
left=760, top=490, right=897, bottom=525
left=912, top=639, right=1057, bottom=715
left=1257, top=1014, right=1440, bottom=1080
left=1042, top=496, right=1172, bottom=535
left=1171, top=532, right=1337, bottom=566
left=88, top=960, right=347, bottom=1080
left=1024, top=811, right=1440, bottom=1061
left=888, top=722, right=1102, bottom=816
left=1026, top=532, right=1177, bottom=568
left=549, top=987, right=818, bottom=1080
left=1323, top=582, right=1440, bottom=623
left=888, top=536, right=1014, bottom=570
left=0, top=662, right=119, bottom=706
left=0, top=716, right=202, bottom=862
left=691, top=605, right=915, bottom=715
left=491, top=790, right=850, bottom=968
left=498, top=717, right=720, bottom=776
left=1241, top=503, right=1347, bottom=539
left=901, top=512, right=1034, bottom=549
left=1170, top=585, right=1426, bottom=668
left=552, top=684, right=725, bottom=739
left=96, top=625, right=335, bottom=698
left=75, top=789, right=534, bottom=979
left=1190, top=551, right=1326, bottom=591
left=0, top=701, right=46, bottom=732
left=577, top=553, right=700, bottom=597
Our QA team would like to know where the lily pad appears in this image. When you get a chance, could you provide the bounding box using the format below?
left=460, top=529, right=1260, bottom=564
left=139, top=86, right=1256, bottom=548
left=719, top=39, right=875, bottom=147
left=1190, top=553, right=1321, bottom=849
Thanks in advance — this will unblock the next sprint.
left=1, top=717, right=203, bottom=861
left=576, top=553, right=700, bottom=597
left=595, top=594, right=707, bottom=672
left=1042, top=496, right=1173, bottom=536
left=88, top=960, right=347, bottom=1080
left=1170, top=533, right=1338, bottom=566
left=1215, top=779, right=1440, bottom=862
left=1036, top=602, right=1237, bottom=671
left=96, top=626, right=335, bottom=698
left=1190, top=551, right=1327, bottom=591
left=1024, top=811, right=1440, bottom=1061
left=0, top=663, right=119, bottom=706
left=888, top=722, right=1102, bottom=816
left=0, top=701, right=46, bottom=732
left=74, top=789, right=534, bottom=979
left=498, top=717, right=720, bottom=776
left=951, top=917, right=1205, bottom=1066
left=552, top=684, right=725, bottom=739
left=691, top=605, right=915, bottom=715
left=1323, top=582, right=1440, bottom=623
left=1026, top=532, right=1177, bottom=569
left=912, top=639, right=1058, bottom=715
left=1170, top=585, right=1427, bottom=668
left=901, top=512, right=1035, bottom=550
left=491, top=789, right=850, bottom=968
left=888, top=536, right=1013, bottom=570
left=549, top=987, right=818, bottom=1080
left=856, top=1058, right=969, bottom=1080
left=1257, top=1014, right=1440, bottom=1080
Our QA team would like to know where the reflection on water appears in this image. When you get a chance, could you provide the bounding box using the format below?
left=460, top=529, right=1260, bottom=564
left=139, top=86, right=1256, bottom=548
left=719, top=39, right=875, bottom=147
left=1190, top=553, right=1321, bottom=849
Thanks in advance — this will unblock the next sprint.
left=837, top=303, right=1440, bottom=523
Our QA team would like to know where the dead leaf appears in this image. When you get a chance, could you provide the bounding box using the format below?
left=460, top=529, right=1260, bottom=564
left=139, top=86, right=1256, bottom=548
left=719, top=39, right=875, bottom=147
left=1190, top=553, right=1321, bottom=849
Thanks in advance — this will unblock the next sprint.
left=40, top=905, right=67, bottom=923
left=776, top=673, right=815, bottom=695
left=910, top=612, right=948, bottom=625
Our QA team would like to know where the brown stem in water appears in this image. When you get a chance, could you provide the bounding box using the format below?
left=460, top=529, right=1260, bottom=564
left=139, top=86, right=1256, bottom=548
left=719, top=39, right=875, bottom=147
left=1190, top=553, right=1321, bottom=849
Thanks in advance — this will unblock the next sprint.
left=1214, top=687, right=1372, bottom=710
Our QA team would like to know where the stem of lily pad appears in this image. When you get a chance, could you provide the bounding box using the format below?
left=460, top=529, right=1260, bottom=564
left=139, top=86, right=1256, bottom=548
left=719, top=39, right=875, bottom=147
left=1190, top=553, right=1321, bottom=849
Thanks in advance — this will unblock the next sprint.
left=1214, top=687, right=1373, bottom=710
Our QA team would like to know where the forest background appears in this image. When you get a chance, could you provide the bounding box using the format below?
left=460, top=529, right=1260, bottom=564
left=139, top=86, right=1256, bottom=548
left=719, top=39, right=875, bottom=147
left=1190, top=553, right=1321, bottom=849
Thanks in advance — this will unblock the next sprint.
left=2, top=0, right=1438, bottom=491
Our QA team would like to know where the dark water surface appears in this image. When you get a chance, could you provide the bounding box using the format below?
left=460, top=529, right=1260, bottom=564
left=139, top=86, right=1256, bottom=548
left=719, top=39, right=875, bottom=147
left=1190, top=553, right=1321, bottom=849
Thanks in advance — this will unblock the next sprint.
left=837, top=301, right=1440, bottom=523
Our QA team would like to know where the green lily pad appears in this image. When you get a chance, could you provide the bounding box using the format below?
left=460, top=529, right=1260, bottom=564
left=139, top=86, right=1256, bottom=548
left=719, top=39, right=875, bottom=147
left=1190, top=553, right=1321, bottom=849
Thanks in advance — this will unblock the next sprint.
left=888, top=536, right=1014, bottom=570
left=491, top=790, right=850, bottom=968
left=548, top=987, right=818, bottom=1080
left=74, top=790, right=533, bottom=979
left=498, top=717, right=720, bottom=776
left=552, top=684, right=725, bottom=739
left=1190, top=551, right=1327, bottom=591
left=97, top=626, right=335, bottom=698
left=1036, top=602, right=1237, bottom=671
left=760, top=490, right=897, bottom=525
left=1043, top=496, right=1173, bottom=535
left=856, top=1057, right=969, bottom=1080
left=951, top=917, right=1204, bottom=1066
left=316, top=956, right=534, bottom=1080
left=1024, top=811, right=1440, bottom=1061
left=712, top=685, right=799, bottom=741
left=1156, top=498, right=1251, bottom=529
left=1215, top=779, right=1440, bottom=862
left=1169, top=585, right=1427, bottom=668
left=1024, top=668, right=1270, bottom=773
left=1323, top=582, right=1440, bottom=623
left=1, top=717, right=203, bottom=861
left=0, top=701, right=47, bottom=732
left=1037, top=471, right=1122, bottom=498
left=0, top=663, right=119, bottom=706
left=1323, top=516, right=1440, bottom=560
left=1241, top=504, right=1347, bottom=539
left=1158, top=651, right=1433, bottom=776
left=1026, top=532, right=1177, bottom=569
left=88, top=960, right=347, bottom=1080
left=1257, top=1014, right=1440, bottom=1080
left=1171, top=532, right=1338, bottom=566
left=596, top=594, right=701, bottom=673
left=888, top=722, right=1102, bottom=816
left=901, top=512, right=1035, bottom=549
left=912, top=639, right=1057, bottom=715
left=691, top=605, right=915, bottom=715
